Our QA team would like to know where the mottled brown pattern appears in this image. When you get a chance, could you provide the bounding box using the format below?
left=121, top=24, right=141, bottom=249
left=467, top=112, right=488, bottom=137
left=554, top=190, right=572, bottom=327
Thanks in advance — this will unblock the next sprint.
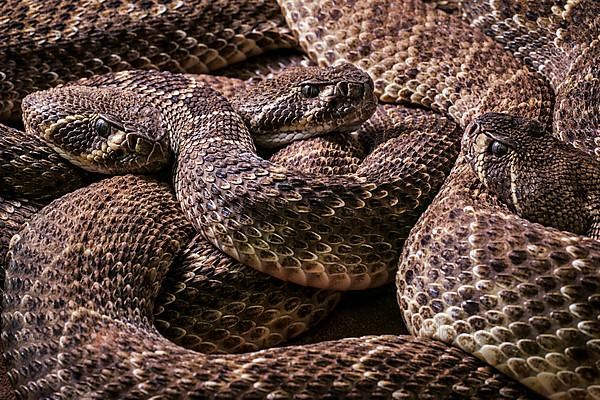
left=0, top=0, right=598, bottom=398
left=0, top=197, right=40, bottom=266
left=218, top=49, right=314, bottom=81
left=23, top=68, right=456, bottom=292
left=0, top=337, right=14, bottom=400
left=399, top=159, right=600, bottom=399
left=465, top=113, right=600, bottom=238
left=0, top=0, right=297, bottom=121
left=453, top=0, right=600, bottom=88
left=154, top=234, right=341, bottom=354
left=3, top=175, right=540, bottom=399
left=275, top=0, right=599, bottom=398
left=269, top=131, right=370, bottom=175
left=278, top=0, right=553, bottom=127
left=0, top=124, right=88, bottom=202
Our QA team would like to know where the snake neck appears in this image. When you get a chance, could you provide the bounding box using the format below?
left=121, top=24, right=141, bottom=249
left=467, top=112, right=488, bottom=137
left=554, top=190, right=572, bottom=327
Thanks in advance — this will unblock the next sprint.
left=162, top=81, right=413, bottom=290
left=169, top=102, right=459, bottom=291
left=24, top=70, right=456, bottom=291
left=165, top=81, right=257, bottom=157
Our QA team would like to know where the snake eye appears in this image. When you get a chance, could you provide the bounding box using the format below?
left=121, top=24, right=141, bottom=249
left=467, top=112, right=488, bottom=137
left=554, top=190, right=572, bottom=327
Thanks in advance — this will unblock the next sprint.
left=489, top=140, right=509, bottom=157
left=301, top=84, right=320, bottom=98
left=95, top=117, right=112, bottom=138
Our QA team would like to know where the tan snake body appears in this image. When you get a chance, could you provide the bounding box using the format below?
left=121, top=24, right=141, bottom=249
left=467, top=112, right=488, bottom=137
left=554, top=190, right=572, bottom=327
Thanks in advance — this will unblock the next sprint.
left=3, top=173, right=538, bottom=398
left=0, top=0, right=599, bottom=399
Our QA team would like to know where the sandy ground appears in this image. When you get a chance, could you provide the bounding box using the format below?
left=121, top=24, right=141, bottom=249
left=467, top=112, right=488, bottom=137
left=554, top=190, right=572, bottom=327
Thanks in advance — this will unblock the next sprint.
left=290, top=283, right=407, bottom=345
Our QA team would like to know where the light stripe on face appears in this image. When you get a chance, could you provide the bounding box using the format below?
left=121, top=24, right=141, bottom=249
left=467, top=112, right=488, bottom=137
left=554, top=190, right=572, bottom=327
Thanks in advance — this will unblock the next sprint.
left=473, top=133, right=490, bottom=185
left=509, top=155, right=522, bottom=213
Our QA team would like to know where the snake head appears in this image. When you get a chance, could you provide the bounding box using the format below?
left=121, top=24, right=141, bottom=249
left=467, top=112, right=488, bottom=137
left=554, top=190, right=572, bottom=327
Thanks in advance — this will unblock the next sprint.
left=22, top=86, right=170, bottom=174
left=464, top=112, right=600, bottom=236
left=233, top=63, right=378, bottom=148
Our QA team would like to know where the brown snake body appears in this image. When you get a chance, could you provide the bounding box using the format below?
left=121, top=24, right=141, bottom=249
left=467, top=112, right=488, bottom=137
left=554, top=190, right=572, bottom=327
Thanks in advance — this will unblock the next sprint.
left=0, top=0, right=599, bottom=399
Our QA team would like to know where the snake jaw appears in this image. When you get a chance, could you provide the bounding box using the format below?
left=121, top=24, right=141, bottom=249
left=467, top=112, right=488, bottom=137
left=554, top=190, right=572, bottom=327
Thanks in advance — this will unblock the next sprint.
left=253, top=131, right=327, bottom=148
left=106, top=129, right=165, bottom=161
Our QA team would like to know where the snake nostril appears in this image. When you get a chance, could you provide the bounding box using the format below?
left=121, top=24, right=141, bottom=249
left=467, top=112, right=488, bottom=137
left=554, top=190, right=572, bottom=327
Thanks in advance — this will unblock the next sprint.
left=336, top=82, right=349, bottom=97
left=339, top=82, right=365, bottom=98
left=466, top=121, right=480, bottom=137
left=352, top=83, right=365, bottom=98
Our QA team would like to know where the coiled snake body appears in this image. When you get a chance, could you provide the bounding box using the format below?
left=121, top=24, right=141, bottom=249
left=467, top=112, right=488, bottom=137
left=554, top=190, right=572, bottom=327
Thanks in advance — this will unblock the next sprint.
left=0, top=0, right=599, bottom=399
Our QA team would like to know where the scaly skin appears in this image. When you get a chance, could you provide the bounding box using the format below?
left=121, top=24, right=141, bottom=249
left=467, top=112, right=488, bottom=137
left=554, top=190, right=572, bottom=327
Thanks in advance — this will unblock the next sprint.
left=154, top=234, right=341, bottom=355
left=398, top=155, right=600, bottom=399
left=277, top=0, right=553, bottom=127
left=2, top=0, right=598, bottom=398
left=0, top=0, right=296, bottom=122
left=3, top=175, right=540, bottom=399
left=465, top=113, right=600, bottom=239
left=22, top=68, right=456, bottom=291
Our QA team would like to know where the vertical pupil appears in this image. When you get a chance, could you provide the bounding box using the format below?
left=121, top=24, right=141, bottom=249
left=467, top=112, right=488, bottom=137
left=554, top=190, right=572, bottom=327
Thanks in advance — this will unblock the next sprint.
left=491, top=141, right=508, bottom=156
left=302, top=84, right=319, bottom=98
left=95, top=118, right=111, bottom=137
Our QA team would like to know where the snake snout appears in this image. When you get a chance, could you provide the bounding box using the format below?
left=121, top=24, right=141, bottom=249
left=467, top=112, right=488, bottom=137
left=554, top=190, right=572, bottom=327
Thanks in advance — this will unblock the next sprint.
left=124, top=133, right=147, bottom=153
left=124, top=132, right=167, bottom=160
left=465, top=120, right=480, bottom=138
left=334, top=81, right=366, bottom=98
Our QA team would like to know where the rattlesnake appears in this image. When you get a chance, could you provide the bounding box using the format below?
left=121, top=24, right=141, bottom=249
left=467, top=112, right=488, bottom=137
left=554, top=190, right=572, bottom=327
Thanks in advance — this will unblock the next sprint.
left=1, top=0, right=599, bottom=399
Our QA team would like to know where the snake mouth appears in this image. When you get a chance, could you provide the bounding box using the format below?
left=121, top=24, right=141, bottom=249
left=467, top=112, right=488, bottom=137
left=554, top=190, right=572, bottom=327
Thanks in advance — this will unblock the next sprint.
left=254, top=130, right=326, bottom=148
